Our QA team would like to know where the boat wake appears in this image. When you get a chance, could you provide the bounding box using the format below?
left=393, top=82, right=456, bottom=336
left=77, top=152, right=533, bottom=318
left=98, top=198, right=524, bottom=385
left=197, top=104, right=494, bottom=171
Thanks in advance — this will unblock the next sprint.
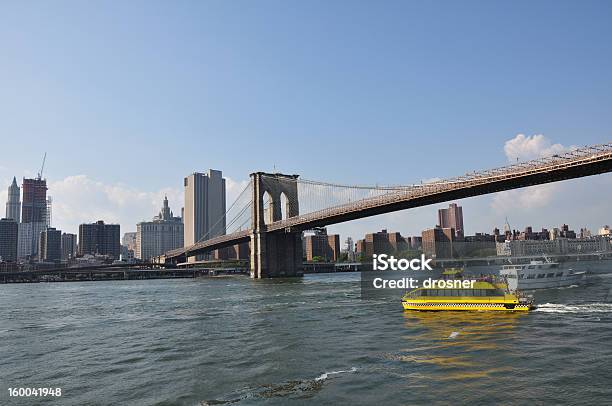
left=315, top=367, right=358, bottom=381
left=201, top=367, right=357, bottom=405
left=534, top=303, right=612, bottom=313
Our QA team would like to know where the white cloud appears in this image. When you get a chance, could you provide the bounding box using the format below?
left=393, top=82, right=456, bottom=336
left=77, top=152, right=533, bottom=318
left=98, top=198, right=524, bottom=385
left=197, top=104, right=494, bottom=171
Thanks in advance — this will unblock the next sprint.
left=503, top=133, right=574, bottom=162
left=492, top=134, right=577, bottom=213
left=46, top=174, right=249, bottom=235
left=47, top=175, right=183, bottom=234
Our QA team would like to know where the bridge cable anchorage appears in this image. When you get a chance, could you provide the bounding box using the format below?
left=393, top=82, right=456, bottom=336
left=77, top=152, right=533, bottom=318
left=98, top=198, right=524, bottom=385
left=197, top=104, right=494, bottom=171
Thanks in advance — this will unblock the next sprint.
left=164, top=141, right=612, bottom=260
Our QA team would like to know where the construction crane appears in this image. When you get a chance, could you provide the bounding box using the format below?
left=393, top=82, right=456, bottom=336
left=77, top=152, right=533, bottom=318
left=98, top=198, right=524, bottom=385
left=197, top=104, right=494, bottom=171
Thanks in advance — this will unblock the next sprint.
left=37, top=152, right=47, bottom=180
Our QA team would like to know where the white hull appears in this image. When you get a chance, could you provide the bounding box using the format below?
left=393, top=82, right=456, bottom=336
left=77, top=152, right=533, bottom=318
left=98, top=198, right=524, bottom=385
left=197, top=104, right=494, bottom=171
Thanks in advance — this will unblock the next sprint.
left=499, top=260, right=587, bottom=291
left=515, top=272, right=585, bottom=290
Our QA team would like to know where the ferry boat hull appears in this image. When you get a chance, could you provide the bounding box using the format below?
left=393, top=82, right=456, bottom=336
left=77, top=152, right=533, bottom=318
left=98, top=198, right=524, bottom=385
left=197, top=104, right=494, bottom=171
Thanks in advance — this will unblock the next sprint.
left=401, top=277, right=534, bottom=312
left=500, top=260, right=586, bottom=291
left=402, top=301, right=532, bottom=312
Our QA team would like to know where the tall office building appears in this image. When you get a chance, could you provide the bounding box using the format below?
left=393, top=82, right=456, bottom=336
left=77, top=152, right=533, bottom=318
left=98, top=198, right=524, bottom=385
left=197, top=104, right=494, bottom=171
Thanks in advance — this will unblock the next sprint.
left=184, top=170, right=226, bottom=261
left=17, top=221, right=47, bottom=259
left=19, top=177, right=48, bottom=259
left=438, top=203, right=464, bottom=238
left=46, top=196, right=53, bottom=227
left=22, top=178, right=47, bottom=223
left=61, top=233, right=77, bottom=261
left=5, top=177, right=21, bottom=223
left=79, top=220, right=121, bottom=259
left=136, top=196, right=184, bottom=261
left=39, top=227, right=62, bottom=262
left=0, top=218, right=18, bottom=262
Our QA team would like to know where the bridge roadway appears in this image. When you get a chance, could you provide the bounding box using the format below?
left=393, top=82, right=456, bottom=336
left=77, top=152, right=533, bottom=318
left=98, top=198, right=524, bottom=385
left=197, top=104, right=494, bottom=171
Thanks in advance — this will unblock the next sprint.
left=164, top=142, right=612, bottom=261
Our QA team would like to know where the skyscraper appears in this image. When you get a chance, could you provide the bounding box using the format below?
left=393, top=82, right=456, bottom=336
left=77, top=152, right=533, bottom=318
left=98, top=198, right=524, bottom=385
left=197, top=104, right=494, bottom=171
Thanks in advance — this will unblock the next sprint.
left=61, top=233, right=77, bottom=261
left=22, top=178, right=47, bottom=223
left=17, top=222, right=47, bottom=259
left=0, top=218, right=18, bottom=262
left=19, top=178, right=48, bottom=259
left=437, top=203, right=464, bottom=238
left=5, top=177, right=20, bottom=223
left=39, top=227, right=62, bottom=262
left=78, top=220, right=121, bottom=259
left=184, top=170, right=226, bottom=261
left=136, top=196, right=184, bottom=261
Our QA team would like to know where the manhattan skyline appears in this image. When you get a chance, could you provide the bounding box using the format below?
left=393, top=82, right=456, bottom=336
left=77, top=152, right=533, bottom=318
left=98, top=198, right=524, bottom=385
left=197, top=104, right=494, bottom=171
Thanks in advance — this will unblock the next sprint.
left=1, top=1, right=611, bottom=238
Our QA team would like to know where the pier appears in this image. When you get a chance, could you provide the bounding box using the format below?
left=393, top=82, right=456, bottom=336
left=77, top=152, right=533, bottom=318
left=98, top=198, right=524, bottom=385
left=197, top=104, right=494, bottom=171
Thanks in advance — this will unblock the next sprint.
left=0, top=267, right=248, bottom=283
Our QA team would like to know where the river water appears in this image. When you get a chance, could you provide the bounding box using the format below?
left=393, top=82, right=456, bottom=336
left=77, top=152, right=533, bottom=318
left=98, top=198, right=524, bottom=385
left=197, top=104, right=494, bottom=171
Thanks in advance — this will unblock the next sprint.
left=1, top=268, right=612, bottom=405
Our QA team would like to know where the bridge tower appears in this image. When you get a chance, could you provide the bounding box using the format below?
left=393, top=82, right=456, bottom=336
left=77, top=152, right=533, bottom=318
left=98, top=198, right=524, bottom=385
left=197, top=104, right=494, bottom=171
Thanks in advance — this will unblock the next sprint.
left=250, top=172, right=303, bottom=278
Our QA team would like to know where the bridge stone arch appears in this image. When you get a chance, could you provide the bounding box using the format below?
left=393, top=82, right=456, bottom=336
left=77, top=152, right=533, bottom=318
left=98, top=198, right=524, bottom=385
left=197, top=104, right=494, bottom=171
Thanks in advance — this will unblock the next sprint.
left=252, top=172, right=299, bottom=230
left=250, top=172, right=302, bottom=278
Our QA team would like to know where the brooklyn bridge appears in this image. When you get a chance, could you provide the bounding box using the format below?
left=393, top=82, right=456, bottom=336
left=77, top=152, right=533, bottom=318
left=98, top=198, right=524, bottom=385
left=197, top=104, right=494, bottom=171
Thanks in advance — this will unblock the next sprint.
left=158, top=142, right=612, bottom=278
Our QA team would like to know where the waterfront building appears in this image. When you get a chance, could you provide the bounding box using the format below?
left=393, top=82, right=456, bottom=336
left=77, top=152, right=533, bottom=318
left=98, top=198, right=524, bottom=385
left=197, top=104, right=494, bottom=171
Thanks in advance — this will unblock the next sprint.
left=79, top=220, right=121, bottom=259
left=17, top=221, right=47, bottom=259
left=304, top=229, right=341, bottom=262
left=122, top=232, right=137, bottom=252
left=21, top=178, right=47, bottom=223
left=458, top=233, right=496, bottom=257
left=559, top=224, right=577, bottom=239
left=356, top=229, right=408, bottom=258
left=61, top=233, right=77, bottom=261
left=39, top=227, right=62, bottom=262
left=496, top=237, right=610, bottom=256
left=5, top=177, right=21, bottom=222
left=136, top=196, right=184, bottom=261
left=0, top=218, right=18, bottom=262
left=438, top=203, right=464, bottom=238
left=517, top=226, right=549, bottom=241
left=184, top=170, right=226, bottom=261
left=408, top=236, right=422, bottom=250
left=121, top=245, right=135, bottom=262
left=422, top=227, right=456, bottom=259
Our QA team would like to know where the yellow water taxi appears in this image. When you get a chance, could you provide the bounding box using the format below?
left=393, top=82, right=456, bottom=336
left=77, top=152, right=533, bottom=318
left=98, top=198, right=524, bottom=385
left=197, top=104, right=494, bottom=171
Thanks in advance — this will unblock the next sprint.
left=401, top=276, right=534, bottom=312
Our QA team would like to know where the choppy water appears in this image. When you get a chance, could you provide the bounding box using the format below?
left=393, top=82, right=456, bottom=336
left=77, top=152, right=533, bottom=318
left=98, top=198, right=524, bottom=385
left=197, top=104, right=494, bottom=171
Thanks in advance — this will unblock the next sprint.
left=1, top=269, right=612, bottom=405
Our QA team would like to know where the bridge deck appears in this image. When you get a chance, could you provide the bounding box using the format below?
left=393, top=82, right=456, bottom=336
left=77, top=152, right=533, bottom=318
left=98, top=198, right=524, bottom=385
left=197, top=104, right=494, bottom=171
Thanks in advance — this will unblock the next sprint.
left=164, top=142, right=612, bottom=260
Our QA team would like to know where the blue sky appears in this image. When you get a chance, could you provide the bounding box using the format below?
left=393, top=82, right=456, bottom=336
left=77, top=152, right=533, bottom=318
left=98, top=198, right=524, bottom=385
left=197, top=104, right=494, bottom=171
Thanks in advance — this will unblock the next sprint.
left=1, top=1, right=611, bottom=239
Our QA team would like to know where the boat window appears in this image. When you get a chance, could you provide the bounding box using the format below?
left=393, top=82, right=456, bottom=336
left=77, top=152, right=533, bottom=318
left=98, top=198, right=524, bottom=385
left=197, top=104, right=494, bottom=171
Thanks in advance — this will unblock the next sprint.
left=546, top=273, right=555, bottom=278
left=518, top=274, right=525, bottom=279
left=555, top=272, right=564, bottom=277
left=450, top=289, right=459, bottom=297
left=528, top=265, right=535, bottom=269
left=421, top=290, right=428, bottom=297
left=537, top=273, right=546, bottom=278
left=526, top=274, right=536, bottom=279
left=550, top=264, right=558, bottom=269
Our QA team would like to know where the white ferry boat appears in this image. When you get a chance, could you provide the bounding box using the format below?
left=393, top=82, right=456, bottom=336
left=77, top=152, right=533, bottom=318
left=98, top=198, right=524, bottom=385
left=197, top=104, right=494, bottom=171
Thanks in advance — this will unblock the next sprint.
left=499, top=260, right=586, bottom=290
